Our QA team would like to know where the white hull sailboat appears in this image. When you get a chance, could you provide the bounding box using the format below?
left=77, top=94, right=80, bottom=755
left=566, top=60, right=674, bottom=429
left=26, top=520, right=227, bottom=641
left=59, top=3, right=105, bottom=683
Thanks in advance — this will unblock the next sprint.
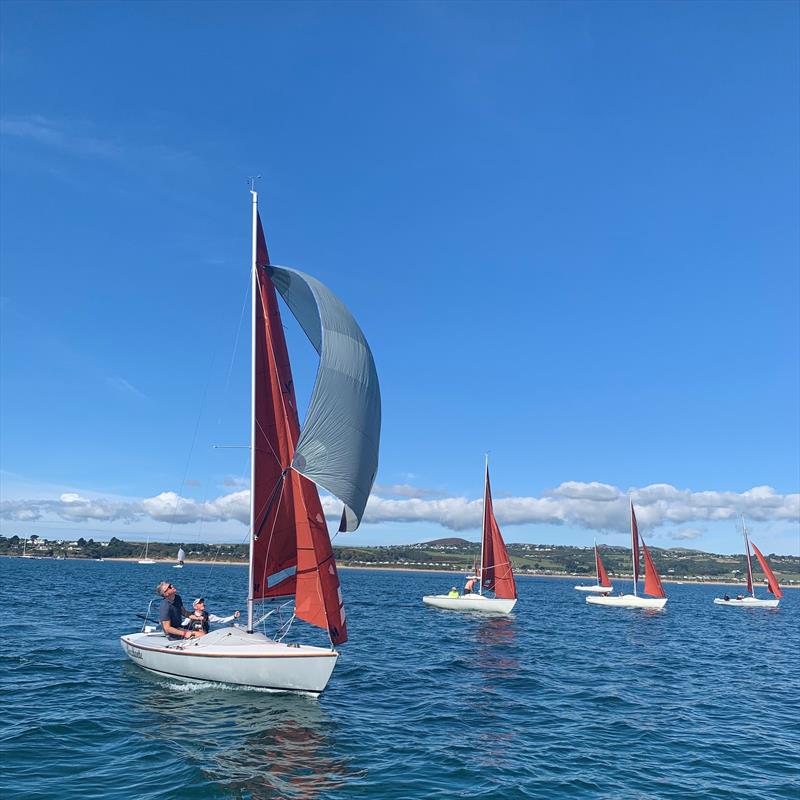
left=173, top=546, right=185, bottom=569
left=713, top=521, right=782, bottom=609
left=588, top=594, right=667, bottom=609
left=423, top=457, right=518, bottom=615
left=120, top=628, right=337, bottom=694
left=575, top=541, right=613, bottom=593
left=587, top=502, right=667, bottom=610
left=422, top=594, right=517, bottom=613
left=121, top=188, right=381, bottom=694
left=138, top=538, right=155, bottom=565
left=713, top=596, right=779, bottom=608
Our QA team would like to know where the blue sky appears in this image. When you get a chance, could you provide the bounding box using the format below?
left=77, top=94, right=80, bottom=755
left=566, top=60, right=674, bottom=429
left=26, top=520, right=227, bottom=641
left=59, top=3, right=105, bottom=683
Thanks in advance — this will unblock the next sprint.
left=1, top=1, right=798, bottom=555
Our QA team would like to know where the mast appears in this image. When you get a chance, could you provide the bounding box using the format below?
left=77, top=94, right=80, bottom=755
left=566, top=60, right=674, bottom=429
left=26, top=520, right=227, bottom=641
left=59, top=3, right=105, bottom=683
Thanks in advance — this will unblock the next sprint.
left=247, top=188, right=258, bottom=634
left=742, top=517, right=755, bottom=598
left=479, top=454, right=488, bottom=596
left=594, top=538, right=599, bottom=584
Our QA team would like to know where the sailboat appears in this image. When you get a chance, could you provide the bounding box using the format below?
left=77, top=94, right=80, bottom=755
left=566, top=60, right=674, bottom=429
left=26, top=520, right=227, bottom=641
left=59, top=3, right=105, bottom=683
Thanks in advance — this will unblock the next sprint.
left=574, top=541, right=614, bottom=592
left=121, top=188, right=381, bottom=694
left=173, top=546, right=185, bottom=568
left=137, top=537, right=155, bottom=565
left=422, top=457, right=517, bottom=614
left=587, top=502, right=667, bottom=609
left=713, top=521, right=782, bottom=608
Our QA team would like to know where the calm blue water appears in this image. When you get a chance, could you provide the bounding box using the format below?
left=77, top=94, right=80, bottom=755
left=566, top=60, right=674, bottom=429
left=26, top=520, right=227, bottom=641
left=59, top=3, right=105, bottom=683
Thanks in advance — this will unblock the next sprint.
left=1, top=557, right=798, bottom=799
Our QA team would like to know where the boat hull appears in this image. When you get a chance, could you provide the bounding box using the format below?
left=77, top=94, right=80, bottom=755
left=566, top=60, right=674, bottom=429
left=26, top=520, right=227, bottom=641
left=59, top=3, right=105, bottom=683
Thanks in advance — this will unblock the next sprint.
left=422, top=594, right=516, bottom=613
left=713, top=597, right=779, bottom=608
left=574, top=584, right=614, bottom=593
left=120, top=628, right=338, bottom=694
left=586, top=594, right=667, bottom=609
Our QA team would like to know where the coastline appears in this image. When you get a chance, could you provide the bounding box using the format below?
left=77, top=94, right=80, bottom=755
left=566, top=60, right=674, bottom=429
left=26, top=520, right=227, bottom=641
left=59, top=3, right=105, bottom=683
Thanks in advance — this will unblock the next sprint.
left=65, top=557, right=797, bottom=588
left=4, top=556, right=796, bottom=588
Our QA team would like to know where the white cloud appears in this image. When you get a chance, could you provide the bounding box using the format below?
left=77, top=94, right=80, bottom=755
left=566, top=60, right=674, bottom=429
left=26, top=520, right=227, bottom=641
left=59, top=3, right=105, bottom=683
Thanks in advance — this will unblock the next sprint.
left=1, top=481, right=797, bottom=536
left=669, top=527, right=704, bottom=541
left=1, top=115, right=122, bottom=158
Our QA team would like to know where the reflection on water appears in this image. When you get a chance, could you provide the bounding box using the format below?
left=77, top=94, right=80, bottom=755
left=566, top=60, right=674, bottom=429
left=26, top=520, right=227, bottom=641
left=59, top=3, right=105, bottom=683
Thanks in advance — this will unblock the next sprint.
left=129, top=666, right=354, bottom=799
left=472, top=616, right=521, bottom=771
left=475, top=616, right=519, bottom=675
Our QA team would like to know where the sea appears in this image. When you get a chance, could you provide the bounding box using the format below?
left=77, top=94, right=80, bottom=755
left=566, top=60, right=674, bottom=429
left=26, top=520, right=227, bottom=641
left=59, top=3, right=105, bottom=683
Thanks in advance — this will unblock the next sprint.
left=1, top=557, right=798, bottom=800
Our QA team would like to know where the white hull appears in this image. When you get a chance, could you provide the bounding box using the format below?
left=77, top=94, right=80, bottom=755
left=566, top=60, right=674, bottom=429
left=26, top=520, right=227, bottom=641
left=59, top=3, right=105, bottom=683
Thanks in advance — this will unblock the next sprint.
left=120, top=627, right=338, bottom=694
left=422, top=594, right=516, bottom=614
left=173, top=564, right=183, bottom=568
left=713, top=596, right=779, bottom=608
left=574, top=584, right=614, bottom=593
left=586, top=593, right=667, bottom=609
left=137, top=559, right=156, bottom=565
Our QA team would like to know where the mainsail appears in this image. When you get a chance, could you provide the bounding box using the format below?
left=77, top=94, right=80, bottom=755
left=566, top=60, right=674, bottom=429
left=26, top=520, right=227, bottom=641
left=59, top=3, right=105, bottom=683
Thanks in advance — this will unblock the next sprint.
left=595, top=543, right=612, bottom=588
left=480, top=463, right=517, bottom=600
left=630, top=502, right=641, bottom=592
left=249, top=212, right=380, bottom=645
left=177, top=547, right=185, bottom=563
left=750, top=541, right=783, bottom=599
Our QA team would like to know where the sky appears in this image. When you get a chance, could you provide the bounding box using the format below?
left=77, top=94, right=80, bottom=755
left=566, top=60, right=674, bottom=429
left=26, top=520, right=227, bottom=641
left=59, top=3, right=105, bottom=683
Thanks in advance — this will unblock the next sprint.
left=1, top=1, right=798, bottom=555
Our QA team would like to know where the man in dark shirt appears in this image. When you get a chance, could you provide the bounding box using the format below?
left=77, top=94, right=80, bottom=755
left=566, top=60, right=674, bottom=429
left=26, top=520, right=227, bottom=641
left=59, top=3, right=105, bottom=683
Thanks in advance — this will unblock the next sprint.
left=156, top=581, right=203, bottom=640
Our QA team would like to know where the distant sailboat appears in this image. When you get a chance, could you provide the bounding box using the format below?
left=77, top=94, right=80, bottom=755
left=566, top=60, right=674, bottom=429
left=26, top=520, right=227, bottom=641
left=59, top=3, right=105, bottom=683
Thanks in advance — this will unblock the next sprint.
left=587, top=502, right=667, bottom=609
left=121, top=188, right=381, bottom=694
left=137, top=538, right=155, bottom=565
left=714, top=521, right=782, bottom=608
left=173, top=546, right=185, bottom=568
left=574, top=541, right=614, bottom=593
left=423, top=457, right=517, bottom=614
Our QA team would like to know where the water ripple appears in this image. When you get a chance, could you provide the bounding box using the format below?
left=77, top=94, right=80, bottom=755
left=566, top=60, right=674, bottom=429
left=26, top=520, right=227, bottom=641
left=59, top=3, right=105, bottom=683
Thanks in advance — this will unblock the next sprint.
left=1, top=559, right=798, bottom=799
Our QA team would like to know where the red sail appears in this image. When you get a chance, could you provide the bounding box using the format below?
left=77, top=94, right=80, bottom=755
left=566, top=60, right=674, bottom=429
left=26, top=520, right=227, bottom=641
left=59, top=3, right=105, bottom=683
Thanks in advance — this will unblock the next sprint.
left=641, top=539, right=666, bottom=598
left=251, top=215, right=347, bottom=644
left=480, top=465, right=517, bottom=600
left=595, top=544, right=612, bottom=588
left=630, top=503, right=641, bottom=586
left=750, top=541, right=783, bottom=599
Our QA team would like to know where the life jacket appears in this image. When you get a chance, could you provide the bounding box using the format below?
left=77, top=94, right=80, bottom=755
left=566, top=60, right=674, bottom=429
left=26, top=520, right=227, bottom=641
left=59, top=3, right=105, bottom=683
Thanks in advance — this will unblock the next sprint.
left=188, top=611, right=209, bottom=633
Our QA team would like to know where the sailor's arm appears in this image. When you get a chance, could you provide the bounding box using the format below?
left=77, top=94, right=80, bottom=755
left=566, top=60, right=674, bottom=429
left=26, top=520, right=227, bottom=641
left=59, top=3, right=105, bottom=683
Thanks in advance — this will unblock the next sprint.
left=161, top=619, right=196, bottom=639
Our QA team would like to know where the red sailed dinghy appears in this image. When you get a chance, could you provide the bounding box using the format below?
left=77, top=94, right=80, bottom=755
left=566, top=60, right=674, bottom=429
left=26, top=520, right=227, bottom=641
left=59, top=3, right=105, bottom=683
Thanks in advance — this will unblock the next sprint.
left=714, top=520, right=782, bottom=608
left=423, top=457, right=518, bottom=614
left=121, top=189, right=381, bottom=693
left=574, top=541, right=614, bottom=593
left=587, top=501, right=667, bottom=609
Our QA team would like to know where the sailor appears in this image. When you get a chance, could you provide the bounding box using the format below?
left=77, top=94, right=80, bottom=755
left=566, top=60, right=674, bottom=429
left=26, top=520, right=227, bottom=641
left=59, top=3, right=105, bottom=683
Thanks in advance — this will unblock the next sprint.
left=185, top=598, right=241, bottom=634
left=156, top=581, right=202, bottom=640
left=723, top=594, right=730, bottom=601
left=447, top=587, right=459, bottom=599
left=463, top=578, right=476, bottom=595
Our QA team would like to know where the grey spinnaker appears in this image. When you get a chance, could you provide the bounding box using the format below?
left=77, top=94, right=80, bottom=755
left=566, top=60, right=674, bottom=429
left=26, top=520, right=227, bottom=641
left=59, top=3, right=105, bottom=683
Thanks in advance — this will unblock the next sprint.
left=267, top=265, right=381, bottom=531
